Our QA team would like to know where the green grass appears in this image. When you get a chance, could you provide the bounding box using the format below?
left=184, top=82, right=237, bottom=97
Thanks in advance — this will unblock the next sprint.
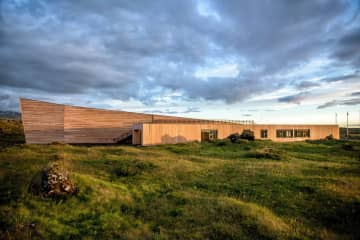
left=1, top=120, right=360, bottom=239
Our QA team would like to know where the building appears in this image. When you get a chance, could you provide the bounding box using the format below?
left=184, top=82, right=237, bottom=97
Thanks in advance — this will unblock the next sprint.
left=20, top=98, right=339, bottom=145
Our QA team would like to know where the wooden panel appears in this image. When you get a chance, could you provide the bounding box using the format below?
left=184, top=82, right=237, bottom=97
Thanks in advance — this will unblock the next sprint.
left=141, top=123, right=340, bottom=145
left=64, top=105, right=153, bottom=143
left=20, top=98, right=193, bottom=144
left=20, top=99, right=64, bottom=144
left=20, top=98, right=339, bottom=145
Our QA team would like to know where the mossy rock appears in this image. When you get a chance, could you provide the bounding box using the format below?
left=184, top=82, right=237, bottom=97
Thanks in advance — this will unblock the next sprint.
left=29, top=162, right=78, bottom=199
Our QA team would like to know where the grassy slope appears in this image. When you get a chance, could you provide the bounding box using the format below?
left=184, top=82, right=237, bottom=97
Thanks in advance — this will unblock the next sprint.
left=0, top=120, right=360, bottom=239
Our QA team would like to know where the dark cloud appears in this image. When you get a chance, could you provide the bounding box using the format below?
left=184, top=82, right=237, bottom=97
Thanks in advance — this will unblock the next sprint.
left=296, top=81, right=321, bottom=90
left=333, top=27, right=360, bottom=66
left=317, top=98, right=360, bottom=109
left=278, top=92, right=310, bottom=104
left=351, top=92, right=360, bottom=96
left=320, top=72, right=359, bottom=83
left=0, top=94, right=10, bottom=101
left=0, top=0, right=357, bottom=110
left=317, top=100, right=338, bottom=109
left=0, top=93, right=18, bottom=111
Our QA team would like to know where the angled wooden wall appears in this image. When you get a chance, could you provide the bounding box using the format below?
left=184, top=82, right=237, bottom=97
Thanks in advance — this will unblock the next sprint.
left=20, top=98, right=191, bottom=144
left=20, top=99, right=64, bottom=144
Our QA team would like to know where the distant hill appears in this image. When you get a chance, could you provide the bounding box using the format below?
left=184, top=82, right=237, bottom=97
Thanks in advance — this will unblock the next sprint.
left=0, top=111, right=21, bottom=119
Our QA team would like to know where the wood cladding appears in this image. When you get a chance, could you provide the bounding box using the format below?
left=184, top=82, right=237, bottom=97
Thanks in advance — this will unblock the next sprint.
left=20, top=98, right=339, bottom=145
left=20, top=98, right=190, bottom=144
left=140, top=123, right=340, bottom=145
left=20, top=99, right=64, bottom=144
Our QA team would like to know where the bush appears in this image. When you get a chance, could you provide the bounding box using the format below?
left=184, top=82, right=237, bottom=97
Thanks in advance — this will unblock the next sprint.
left=325, top=134, right=334, bottom=140
left=228, top=130, right=254, bottom=143
left=228, top=133, right=241, bottom=143
left=240, top=130, right=255, bottom=141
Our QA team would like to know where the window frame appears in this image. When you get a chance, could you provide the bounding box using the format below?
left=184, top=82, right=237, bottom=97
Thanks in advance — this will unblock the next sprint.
left=276, top=129, right=294, bottom=138
left=201, top=129, right=218, bottom=142
left=260, top=129, right=268, bottom=138
left=294, top=129, right=310, bottom=138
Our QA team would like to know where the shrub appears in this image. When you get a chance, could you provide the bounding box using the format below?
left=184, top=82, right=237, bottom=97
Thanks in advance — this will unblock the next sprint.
left=228, top=131, right=254, bottom=143
left=240, top=129, right=255, bottom=141
left=325, top=134, right=334, bottom=140
left=228, top=133, right=241, bottom=143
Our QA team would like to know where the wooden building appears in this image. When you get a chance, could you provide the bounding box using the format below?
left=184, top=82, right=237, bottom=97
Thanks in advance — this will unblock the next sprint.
left=20, top=98, right=339, bottom=145
left=135, top=122, right=339, bottom=145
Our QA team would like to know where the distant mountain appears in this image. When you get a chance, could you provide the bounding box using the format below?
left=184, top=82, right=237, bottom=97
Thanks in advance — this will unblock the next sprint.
left=0, top=111, right=21, bottom=119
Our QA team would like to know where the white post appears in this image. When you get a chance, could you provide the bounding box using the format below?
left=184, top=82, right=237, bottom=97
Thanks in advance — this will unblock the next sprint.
left=346, top=112, right=349, bottom=138
left=335, top=112, right=337, bottom=125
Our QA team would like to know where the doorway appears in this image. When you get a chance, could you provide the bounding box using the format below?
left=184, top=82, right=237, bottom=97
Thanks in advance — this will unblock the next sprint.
left=133, top=129, right=142, bottom=145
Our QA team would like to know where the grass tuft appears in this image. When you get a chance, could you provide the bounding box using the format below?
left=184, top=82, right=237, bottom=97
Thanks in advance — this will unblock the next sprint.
left=245, top=148, right=283, bottom=160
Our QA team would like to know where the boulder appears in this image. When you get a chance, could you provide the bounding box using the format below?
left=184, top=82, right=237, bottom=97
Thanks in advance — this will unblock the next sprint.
left=29, top=162, right=78, bottom=199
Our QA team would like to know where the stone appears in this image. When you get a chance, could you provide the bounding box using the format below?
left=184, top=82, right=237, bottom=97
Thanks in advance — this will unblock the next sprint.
left=29, top=162, right=78, bottom=199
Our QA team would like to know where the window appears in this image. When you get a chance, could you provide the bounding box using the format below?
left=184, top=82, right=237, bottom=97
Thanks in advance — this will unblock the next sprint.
left=201, top=129, right=218, bottom=142
left=294, top=129, right=310, bottom=138
left=276, top=129, right=293, bottom=138
left=260, top=129, right=268, bottom=138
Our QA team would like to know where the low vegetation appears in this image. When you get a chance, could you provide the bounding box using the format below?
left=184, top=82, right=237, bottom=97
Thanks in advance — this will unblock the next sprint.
left=1, top=120, right=360, bottom=239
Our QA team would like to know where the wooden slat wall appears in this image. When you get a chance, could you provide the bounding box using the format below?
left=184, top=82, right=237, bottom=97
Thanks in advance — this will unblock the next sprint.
left=20, top=99, right=64, bottom=144
left=64, top=105, right=153, bottom=143
left=20, top=98, right=192, bottom=144
left=141, top=123, right=340, bottom=145
left=20, top=98, right=340, bottom=145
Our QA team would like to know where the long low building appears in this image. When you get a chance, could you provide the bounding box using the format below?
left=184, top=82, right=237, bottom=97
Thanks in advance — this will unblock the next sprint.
left=20, top=98, right=339, bottom=145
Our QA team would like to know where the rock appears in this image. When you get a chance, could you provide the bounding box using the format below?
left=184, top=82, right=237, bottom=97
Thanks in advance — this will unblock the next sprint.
left=29, top=162, right=78, bottom=199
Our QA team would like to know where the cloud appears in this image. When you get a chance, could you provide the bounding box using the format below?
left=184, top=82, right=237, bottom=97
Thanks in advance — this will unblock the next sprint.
left=278, top=92, right=310, bottom=104
left=0, top=94, right=10, bottom=101
left=0, top=93, right=18, bottom=111
left=317, top=100, right=338, bottom=109
left=183, top=107, right=201, bottom=113
left=320, top=72, right=359, bottom=83
left=0, top=0, right=357, bottom=111
left=144, top=107, right=201, bottom=115
left=333, top=27, right=360, bottom=67
left=317, top=98, right=360, bottom=109
left=296, top=81, right=321, bottom=90
left=351, top=92, right=360, bottom=96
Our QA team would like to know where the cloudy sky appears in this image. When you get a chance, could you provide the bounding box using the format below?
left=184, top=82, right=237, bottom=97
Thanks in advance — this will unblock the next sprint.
left=0, top=0, right=359, bottom=125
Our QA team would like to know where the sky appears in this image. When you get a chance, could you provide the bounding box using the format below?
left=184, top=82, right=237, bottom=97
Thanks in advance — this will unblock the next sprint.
left=0, top=0, right=359, bottom=125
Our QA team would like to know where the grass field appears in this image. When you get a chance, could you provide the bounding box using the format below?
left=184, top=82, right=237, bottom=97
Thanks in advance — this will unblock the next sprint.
left=0, top=119, right=360, bottom=239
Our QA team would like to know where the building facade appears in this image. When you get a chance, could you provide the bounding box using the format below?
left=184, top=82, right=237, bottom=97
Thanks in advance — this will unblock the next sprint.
left=20, top=98, right=339, bottom=145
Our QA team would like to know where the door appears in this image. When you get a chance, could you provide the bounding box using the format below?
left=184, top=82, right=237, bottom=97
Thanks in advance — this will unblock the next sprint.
left=133, top=129, right=142, bottom=145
